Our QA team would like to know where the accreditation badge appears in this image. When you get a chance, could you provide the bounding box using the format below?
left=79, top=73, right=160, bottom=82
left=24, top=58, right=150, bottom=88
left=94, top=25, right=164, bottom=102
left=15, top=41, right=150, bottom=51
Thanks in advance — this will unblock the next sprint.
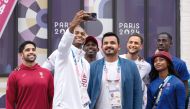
left=80, top=87, right=91, bottom=108
left=107, top=80, right=121, bottom=109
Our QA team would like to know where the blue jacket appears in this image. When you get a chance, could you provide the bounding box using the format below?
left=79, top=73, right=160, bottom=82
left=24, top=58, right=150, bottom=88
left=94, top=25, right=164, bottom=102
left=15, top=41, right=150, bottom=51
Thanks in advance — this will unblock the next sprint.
left=146, top=75, right=186, bottom=109
left=87, top=57, right=142, bottom=109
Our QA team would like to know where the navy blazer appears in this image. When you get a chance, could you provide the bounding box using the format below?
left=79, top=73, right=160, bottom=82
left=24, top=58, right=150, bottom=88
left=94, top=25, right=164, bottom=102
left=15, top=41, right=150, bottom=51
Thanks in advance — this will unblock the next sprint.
left=87, top=57, right=142, bottom=109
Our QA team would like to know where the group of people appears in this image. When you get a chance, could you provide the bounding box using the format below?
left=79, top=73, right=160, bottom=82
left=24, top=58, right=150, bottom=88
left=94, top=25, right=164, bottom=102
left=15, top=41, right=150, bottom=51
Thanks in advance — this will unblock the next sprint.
left=5, top=10, right=189, bottom=109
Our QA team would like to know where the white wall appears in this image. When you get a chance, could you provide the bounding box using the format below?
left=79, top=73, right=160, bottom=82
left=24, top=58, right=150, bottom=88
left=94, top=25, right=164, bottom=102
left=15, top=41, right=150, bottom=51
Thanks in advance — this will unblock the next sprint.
left=180, top=0, right=190, bottom=70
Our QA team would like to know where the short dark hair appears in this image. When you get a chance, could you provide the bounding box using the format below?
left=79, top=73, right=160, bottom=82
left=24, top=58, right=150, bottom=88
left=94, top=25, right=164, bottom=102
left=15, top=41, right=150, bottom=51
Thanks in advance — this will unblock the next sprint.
left=127, top=33, right=144, bottom=44
left=19, top=41, right=36, bottom=53
left=102, top=32, right=120, bottom=44
left=158, top=32, right=172, bottom=41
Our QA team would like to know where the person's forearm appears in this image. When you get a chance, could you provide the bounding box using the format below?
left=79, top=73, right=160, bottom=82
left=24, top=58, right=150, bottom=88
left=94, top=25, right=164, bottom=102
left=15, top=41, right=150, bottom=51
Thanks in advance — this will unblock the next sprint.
left=69, top=10, right=85, bottom=33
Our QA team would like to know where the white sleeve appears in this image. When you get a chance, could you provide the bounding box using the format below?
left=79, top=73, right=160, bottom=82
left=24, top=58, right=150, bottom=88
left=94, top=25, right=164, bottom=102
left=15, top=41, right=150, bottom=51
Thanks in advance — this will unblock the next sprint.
left=57, top=28, right=74, bottom=58
left=42, top=50, right=57, bottom=71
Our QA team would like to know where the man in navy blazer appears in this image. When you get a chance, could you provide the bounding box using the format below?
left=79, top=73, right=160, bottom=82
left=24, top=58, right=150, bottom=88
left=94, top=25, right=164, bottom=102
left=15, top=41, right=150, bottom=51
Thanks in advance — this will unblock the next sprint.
left=88, top=32, right=142, bottom=109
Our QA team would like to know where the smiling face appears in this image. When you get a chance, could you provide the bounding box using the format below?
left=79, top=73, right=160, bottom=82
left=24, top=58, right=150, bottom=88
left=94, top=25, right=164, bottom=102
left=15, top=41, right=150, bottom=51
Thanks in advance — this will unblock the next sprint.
left=72, top=26, right=87, bottom=48
left=83, top=41, right=99, bottom=57
left=102, top=36, right=120, bottom=57
left=20, top=44, right=36, bottom=64
left=153, top=57, right=169, bottom=72
left=127, top=36, right=142, bottom=55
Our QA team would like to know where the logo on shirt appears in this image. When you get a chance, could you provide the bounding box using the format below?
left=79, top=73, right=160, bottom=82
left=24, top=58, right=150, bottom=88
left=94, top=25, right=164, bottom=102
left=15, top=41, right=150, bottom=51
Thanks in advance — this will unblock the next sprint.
left=39, top=72, right=44, bottom=78
left=22, top=73, right=26, bottom=77
left=164, top=83, right=171, bottom=90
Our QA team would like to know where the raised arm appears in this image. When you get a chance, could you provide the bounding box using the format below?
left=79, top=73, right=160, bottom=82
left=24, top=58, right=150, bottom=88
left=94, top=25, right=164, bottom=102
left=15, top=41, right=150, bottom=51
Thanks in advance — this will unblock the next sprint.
left=57, top=10, right=87, bottom=57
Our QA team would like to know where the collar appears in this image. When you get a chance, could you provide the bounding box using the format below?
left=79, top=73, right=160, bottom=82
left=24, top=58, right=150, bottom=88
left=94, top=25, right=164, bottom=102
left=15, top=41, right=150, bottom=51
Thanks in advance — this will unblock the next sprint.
left=19, top=63, right=40, bottom=70
left=71, top=45, right=85, bottom=58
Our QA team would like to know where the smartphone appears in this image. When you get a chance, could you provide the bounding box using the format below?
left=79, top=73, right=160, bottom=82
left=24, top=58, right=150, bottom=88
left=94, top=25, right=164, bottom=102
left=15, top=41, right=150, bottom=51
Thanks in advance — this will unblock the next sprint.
left=83, top=13, right=97, bottom=21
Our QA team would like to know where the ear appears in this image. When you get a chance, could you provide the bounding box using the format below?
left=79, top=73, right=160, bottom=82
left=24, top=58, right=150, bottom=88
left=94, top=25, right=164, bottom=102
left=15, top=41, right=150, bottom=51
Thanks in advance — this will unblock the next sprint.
left=19, top=53, right=23, bottom=59
left=118, top=45, right=121, bottom=51
left=140, top=44, right=143, bottom=50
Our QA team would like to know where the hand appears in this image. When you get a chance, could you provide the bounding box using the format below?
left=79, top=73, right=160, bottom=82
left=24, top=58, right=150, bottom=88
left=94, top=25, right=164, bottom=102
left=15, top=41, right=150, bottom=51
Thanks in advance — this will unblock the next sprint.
left=69, top=10, right=88, bottom=33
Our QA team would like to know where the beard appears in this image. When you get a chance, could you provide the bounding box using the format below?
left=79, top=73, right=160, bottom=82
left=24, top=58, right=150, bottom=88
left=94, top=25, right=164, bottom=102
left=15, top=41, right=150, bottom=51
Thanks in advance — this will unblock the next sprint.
left=128, top=50, right=139, bottom=55
left=23, top=54, right=36, bottom=63
left=103, top=47, right=117, bottom=56
left=127, top=46, right=140, bottom=54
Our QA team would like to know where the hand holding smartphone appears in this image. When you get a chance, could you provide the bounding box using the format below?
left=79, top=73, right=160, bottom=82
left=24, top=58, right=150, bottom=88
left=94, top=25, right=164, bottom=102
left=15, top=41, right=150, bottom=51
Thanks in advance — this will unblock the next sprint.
left=83, top=13, right=97, bottom=21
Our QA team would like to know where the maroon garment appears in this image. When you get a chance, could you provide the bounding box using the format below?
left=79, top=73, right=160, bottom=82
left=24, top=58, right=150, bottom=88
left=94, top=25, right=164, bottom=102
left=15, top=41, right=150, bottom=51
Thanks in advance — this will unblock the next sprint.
left=6, top=64, right=54, bottom=109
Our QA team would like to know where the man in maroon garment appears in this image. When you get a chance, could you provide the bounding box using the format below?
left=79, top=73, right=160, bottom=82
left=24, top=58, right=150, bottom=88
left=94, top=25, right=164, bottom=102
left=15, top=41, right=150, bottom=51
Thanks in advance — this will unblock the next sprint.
left=6, top=41, right=54, bottom=109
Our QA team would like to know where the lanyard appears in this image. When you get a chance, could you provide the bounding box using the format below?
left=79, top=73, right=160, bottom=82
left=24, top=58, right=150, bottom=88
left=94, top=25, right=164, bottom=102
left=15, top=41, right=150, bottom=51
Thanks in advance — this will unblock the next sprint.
left=72, top=50, right=90, bottom=107
left=154, top=75, right=172, bottom=106
left=71, top=50, right=87, bottom=87
left=104, top=59, right=122, bottom=108
left=158, top=75, right=172, bottom=89
left=72, top=50, right=83, bottom=73
left=103, top=59, right=121, bottom=82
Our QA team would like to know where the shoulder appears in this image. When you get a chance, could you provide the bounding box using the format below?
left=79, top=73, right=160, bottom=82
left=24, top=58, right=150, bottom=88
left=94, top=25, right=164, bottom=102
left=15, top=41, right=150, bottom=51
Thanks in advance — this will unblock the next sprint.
left=142, top=60, right=151, bottom=66
left=172, top=56, right=189, bottom=75
left=82, top=57, right=90, bottom=67
left=137, top=59, right=151, bottom=66
left=90, top=58, right=104, bottom=67
left=171, top=75, right=184, bottom=85
left=38, top=66, right=53, bottom=76
left=82, top=57, right=89, bottom=64
left=120, top=58, right=139, bottom=75
left=7, top=70, right=19, bottom=81
left=172, top=56, right=186, bottom=65
left=138, top=60, right=151, bottom=72
left=8, top=70, right=17, bottom=77
left=170, top=76, right=186, bottom=90
left=120, top=57, right=136, bottom=67
left=11, top=66, right=23, bottom=75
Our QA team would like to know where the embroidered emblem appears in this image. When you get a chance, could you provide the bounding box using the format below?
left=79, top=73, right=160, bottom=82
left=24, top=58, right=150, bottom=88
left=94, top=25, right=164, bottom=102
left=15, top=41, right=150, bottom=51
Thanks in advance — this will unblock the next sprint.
left=22, top=73, right=26, bottom=77
left=39, top=72, right=44, bottom=78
